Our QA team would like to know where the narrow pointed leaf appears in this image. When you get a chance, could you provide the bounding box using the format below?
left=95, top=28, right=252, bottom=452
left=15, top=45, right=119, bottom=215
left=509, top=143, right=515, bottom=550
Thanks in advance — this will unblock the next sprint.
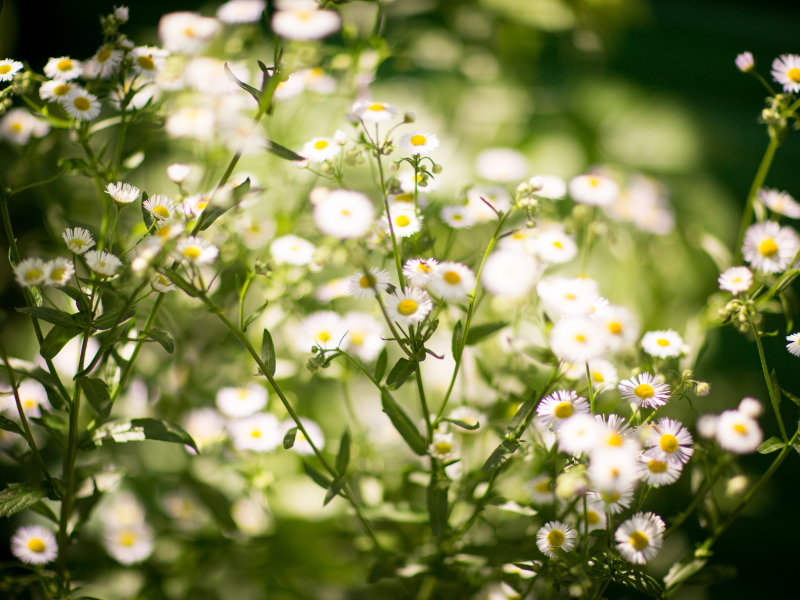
left=16, top=306, right=78, bottom=329
left=40, top=325, right=81, bottom=360
left=380, top=388, right=427, bottom=455
left=437, top=417, right=480, bottom=431
left=386, top=357, right=415, bottom=390
left=451, top=320, right=463, bottom=360
left=336, top=429, right=351, bottom=475
left=505, top=390, right=537, bottom=438
left=283, top=426, right=297, bottom=449
left=0, top=483, right=47, bottom=518
left=144, top=327, right=175, bottom=354
left=264, top=139, right=304, bottom=161
left=162, top=270, right=200, bottom=297
left=198, top=178, right=251, bottom=231
left=224, top=63, right=262, bottom=103
left=303, top=461, right=332, bottom=490
left=243, top=299, right=269, bottom=332
left=55, top=285, right=91, bottom=313
left=481, top=439, right=521, bottom=472
left=141, top=192, right=154, bottom=229
left=29, top=501, right=59, bottom=524
left=374, top=348, right=388, bottom=383
left=92, top=308, right=136, bottom=331
left=426, top=472, right=449, bottom=537
left=81, top=418, right=198, bottom=453
left=465, top=321, right=508, bottom=346
left=260, top=329, right=276, bottom=376
left=757, top=436, right=785, bottom=454
left=0, top=415, right=24, bottom=436
left=77, top=377, right=113, bottom=419
left=323, top=477, right=346, bottom=506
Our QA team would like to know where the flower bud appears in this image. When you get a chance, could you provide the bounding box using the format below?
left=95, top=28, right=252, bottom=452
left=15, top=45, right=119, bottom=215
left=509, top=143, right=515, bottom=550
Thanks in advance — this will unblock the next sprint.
left=695, top=381, right=710, bottom=396
left=389, top=161, right=400, bottom=172
left=517, top=181, right=533, bottom=195
left=404, top=111, right=416, bottom=124
left=726, top=475, right=749, bottom=497
left=333, top=129, right=347, bottom=146
left=431, top=164, right=443, bottom=174
left=681, top=370, right=693, bottom=380
left=166, top=163, right=191, bottom=184
left=526, top=220, right=537, bottom=229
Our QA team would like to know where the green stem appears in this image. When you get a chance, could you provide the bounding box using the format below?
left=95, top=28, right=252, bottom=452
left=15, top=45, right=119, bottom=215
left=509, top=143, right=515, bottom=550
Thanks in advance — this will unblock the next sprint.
left=110, top=293, right=164, bottom=402
left=586, top=362, right=596, bottom=414
left=416, top=362, right=433, bottom=442
left=735, top=135, right=779, bottom=263
left=748, top=314, right=788, bottom=442
left=664, top=457, right=730, bottom=539
left=371, top=124, right=404, bottom=290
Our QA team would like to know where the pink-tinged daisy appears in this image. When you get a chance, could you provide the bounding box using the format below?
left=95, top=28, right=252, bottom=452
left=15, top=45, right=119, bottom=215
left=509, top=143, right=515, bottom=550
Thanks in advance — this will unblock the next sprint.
left=618, top=373, right=671, bottom=409
left=716, top=409, right=763, bottom=454
left=385, top=287, right=433, bottom=326
left=771, top=54, right=800, bottom=93
left=742, top=221, right=800, bottom=273
left=787, top=332, right=800, bottom=357
left=536, top=390, right=589, bottom=430
left=643, top=418, right=694, bottom=465
left=10, top=525, right=58, bottom=564
left=536, top=521, right=576, bottom=558
left=757, top=188, right=800, bottom=219
left=718, top=266, right=753, bottom=295
left=614, top=512, right=665, bottom=565
left=735, top=52, right=754, bottom=73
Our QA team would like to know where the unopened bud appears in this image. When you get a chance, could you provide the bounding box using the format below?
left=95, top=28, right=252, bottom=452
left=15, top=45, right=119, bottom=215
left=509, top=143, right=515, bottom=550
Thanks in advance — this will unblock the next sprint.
left=306, top=358, right=320, bottom=373
left=431, top=163, right=443, bottom=174
left=389, top=161, right=400, bottom=172
left=333, top=129, right=347, bottom=146
left=681, top=370, right=693, bottom=380
left=526, top=220, right=537, bottom=229
left=404, top=111, right=416, bottom=123
left=517, top=181, right=533, bottom=195
left=695, top=381, right=710, bottom=396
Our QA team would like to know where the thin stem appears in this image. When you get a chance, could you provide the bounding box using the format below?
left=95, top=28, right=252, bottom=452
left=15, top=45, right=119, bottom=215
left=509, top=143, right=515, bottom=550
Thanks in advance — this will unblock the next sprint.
left=735, top=135, right=779, bottom=263
left=110, top=293, right=164, bottom=402
left=586, top=362, right=596, bottom=414
left=664, top=456, right=730, bottom=539
left=416, top=362, right=433, bottom=442
left=748, top=314, right=788, bottom=442
left=370, top=123, right=404, bottom=290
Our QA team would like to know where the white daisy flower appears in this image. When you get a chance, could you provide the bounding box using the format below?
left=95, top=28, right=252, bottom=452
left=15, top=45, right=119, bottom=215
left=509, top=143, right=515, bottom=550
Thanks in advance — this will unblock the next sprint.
left=582, top=358, right=619, bottom=392
left=718, top=266, right=753, bottom=295
left=594, top=414, right=639, bottom=453
left=84, top=250, right=123, bottom=277
left=430, top=262, right=475, bottom=301
left=3, top=379, right=48, bottom=418
left=615, top=512, right=665, bottom=565
left=771, top=54, right=800, bottom=93
left=385, top=287, right=433, bottom=326
left=388, top=191, right=426, bottom=212
left=10, top=525, right=58, bottom=565
left=14, top=258, right=48, bottom=287
left=0, top=59, right=23, bottom=82
left=106, top=182, right=140, bottom=207
left=738, top=397, right=763, bottom=418
left=641, top=329, right=683, bottom=359
left=314, top=190, right=375, bottom=239
left=536, top=521, right=576, bottom=558
left=159, top=12, right=220, bottom=55
left=787, top=332, right=800, bottom=357
left=556, top=413, right=601, bottom=455
left=39, top=80, right=75, bottom=102
left=217, top=0, right=266, bottom=23
left=280, top=418, right=325, bottom=456
left=465, top=186, right=511, bottom=222
left=274, top=72, right=306, bottom=100
left=166, top=163, right=191, bottom=183
left=618, top=373, right=671, bottom=409
left=399, top=169, right=441, bottom=193
left=588, top=449, right=640, bottom=491
left=579, top=500, right=607, bottom=533
left=183, top=408, right=226, bottom=451
left=429, top=430, right=458, bottom=461
left=403, top=258, right=438, bottom=287
left=638, top=455, right=682, bottom=487
left=181, top=193, right=211, bottom=219
left=568, top=174, right=619, bottom=206
left=0, top=109, right=33, bottom=145
left=44, top=56, right=83, bottom=80
left=150, top=272, right=176, bottom=293
left=643, top=418, right=694, bottom=465
left=272, top=6, right=341, bottom=41
left=347, top=267, right=391, bottom=299
left=475, top=148, right=528, bottom=182
left=550, top=315, right=608, bottom=364
left=534, top=228, right=577, bottom=264
left=352, top=100, right=398, bottom=123
left=297, top=311, right=347, bottom=352
left=62, top=89, right=101, bottom=121
left=85, top=46, right=123, bottom=79
left=270, top=235, right=315, bottom=265
left=742, top=221, right=800, bottom=273
left=447, top=405, right=484, bottom=434
left=593, top=306, right=639, bottom=353
left=529, top=474, right=555, bottom=504
left=302, top=137, right=339, bottom=162
left=537, top=390, right=589, bottom=430
left=343, top=312, right=385, bottom=362
left=173, top=236, right=218, bottom=265
left=99, top=492, right=147, bottom=530
left=155, top=222, right=185, bottom=243
left=441, top=205, right=475, bottom=229
left=481, top=250, right=538, bottom=298
left=385, top=206, right=422, bottom=238
left=62, top=227, right=95, bottom=255
left=104, top=525, right=155, bottom=565
left=45, top=257, right=75, bottom=286
left=143, top=194, right=178, bottom=222
left=303, top=68, right=337, bottom=94
left=537, top=277, right=599, bottom=318
left=131, top=46, right=169, bottom=79
left=716, top=409, right=763, bottom=454
left=216, top=384, right=268, bottom=418
left=316, top=278, right=350, bottom=302
left=757, top=187, right=800, bottom=219
left=398, top=130, right=439, bottom=155
left=530, top=175, right=567, bottom=200
left=735, top=51, right=754, bottom=73
left=588, top=486, right=635, bottom=515
left=229, top=413, right=281, bottom=452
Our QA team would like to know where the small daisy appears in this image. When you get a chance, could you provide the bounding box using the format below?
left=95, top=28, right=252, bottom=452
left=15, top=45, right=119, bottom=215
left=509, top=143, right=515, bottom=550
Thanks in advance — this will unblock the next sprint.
left=588, top=449, right=640, bottom=491
left=155, top=221, right=185, bottom=243
left=771, top=54, right=800, bottom=93
left=270, top=235, right=315, bottom=265
left=400, top=169, right=442, bottom=194
left=430, top=262, right=475, bottom=301
left=638, top=455, right=682, bottom=487
left=535, top=228, right=577, bottom=264
left=44, top=56, right=83, bottom=80
left=568, top=174, right=619, bottom=206
left=280, top=418, right=325, bottom=456
left=619, top=373, right=671, bottom=409
left=347, top=267, right=391, bottom=298
left=641, top=329, right=683, bottom=359
left=738, top=397, right=763, bottom=418
left=182, top=193, right=211, bottom=219
left=529, top=474, right=555, bottom=504
left=10, top=525, right=58, bottom=565
left=529, top=175, right=567, bottom=200
left=166, top=163, right=191, bottom=183
left=643, top=418, right=694, bottom=465
left=594, top=414, right=638, bottom=453
left=106, top=182, right=140, bottom=207
left=595, top=305, right=640, bottom=352
left=718, top=266, right=753, bottom=295
left=0, top=59, right=23, bottom=82
left=429, top=430, right=458, bottom=461
left=314, top=190, right=375, bottom=239
left=159, top=12, right=220, bottom=55
left=39, top=80, right=75, bottom=102
left=385, top=287, right=433, bottom=326
left=441, top=205, right=475, bottom=229
left=84, top=250, right=123, bottom=278
left=14, top=258, right=48, bottom=287
left=131, top=46, right=169, bottom=79
left=556, top=413, right=601, bottom=455
left=183, top=408, right=226, bottom=451
left=316, top=278, right=349, bottom=302
left=104, top=525, right=155, bottom=565
left=398, top=130, right=439, bottom=155
left=229, top=413, right=282, bottom=452
left=62, top=227, right=96, bottom=255
left=343, top=311, right=385, bottom=361
left=271, top=7, right=342, bottom=41
left=537, top=277, right=599, bottom=318
left=304, top=68, right=337, bottom=94
left=86, top=46, right=124, bottom=79
left=587, top=486, right=635, bottom=515
left=448, top=405, right=484, bottom=434
left=4, top=380, right=48, bottom=418
left=735, top=52, right=754, bottom=73
left=352, top=100, right=399, bottom=123
left=481, top=250, right=538, bottom=298
left=582, top=359, right=619, bottom=393
left=173, top=236, right=218, bottom=265
left=537, top=390, right=589, bottom=430
left=62, top=89, right=101, bottom=121
left=297, top=311, right=347, bottom=352
left=216, top=384, right=268, bottom=418
left=536, top=521, right=576, bottom=558
left=615, top=512, right=665, bottom=565
left=151, top=272, right=176, bottom=293
left=716, top=409, right=763, bottom=454
left=385, top=206, right=422, bottom=238
left=45, top=257, right=75, bottom=286
left=742, top=221, right=800, bottom=273
left=787, top=332, right=800, bottom=357
left=757, top=188, right=800, bottom=219
left=549, top=315, right=608, bottom=364
left=143, top=194, right=178, bottom=222
left=302, top=137, right=339, bottom=162
left=403, top=258, right=438, bottom=287
left=579, top=500, right=607, bottom=533
left=218, top=0, right=266, bottom=23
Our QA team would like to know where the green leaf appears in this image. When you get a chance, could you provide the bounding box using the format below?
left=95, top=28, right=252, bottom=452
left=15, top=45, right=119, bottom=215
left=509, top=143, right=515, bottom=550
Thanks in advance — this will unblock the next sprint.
left=367, top=557, right=399, bottom=583
left=55, top=285, right=91, bottom=313
left=757, top=436, right=785, bottom=454
left=680, top=564, right=737, bottom=587
left=260, top=329, right=276, bottom=377
left=30, top=412, right=68, bottom=449
left=92, top=308, right=136, bottom=331
left=511, top=562, right=542, bottom=573
left=770, top=369, right=781, bottom=406
left=437, top=417, right=480, bottom=431
left=144, top=327, right=175, bottom=354
left=481, top=439, right=521, bottom=472
left=524, top=345, right=557, bottom=364
left=16, top=306, right=78, bottom=329
left=283, top=426, right=298, bottom=449
left=374, top=348, right=388, bottom=383
left=426, top=471, right=449, bottom=537
left=162, top=270, right=200, bottom=297
left=336, top=429, right=351, bottom=476
left=141, top=192, right=154, bottom=229
left=781, top=387, right=800, bottom=407
left=224, top=63, right=262, bottom=103
left=465, top=321, right=507, bottom=346
left=29, top=500, right=59, bottom=524
left=199, top=178, right=251, bottom=232
left=0, top=415, right=24, bottom=436
left=664, top=555, right=708, bottom=590
left=77, top=377, right=112, bottom=419
left=451, top=320, right=463, bottom=360
left=303, top=461, right=332, bottom=490
left=265, top=139, right=305, bottom=161
left=0, top=483, right=47, bottom=518
left=505, top=391, right=537, bottom=438
left=82, top=418, right=198, bottom=453
left=186, top=478, right=238, bottom=531
left=611, top=568, right=664, bottom=599
left=380, top=388, right=427, bottom=456
left=40, top=325, right=81, bottom=360
left=243, top=299, right=269, bottom=333
left=385, top=357, right=415, bottom=390
left=323, top=477, right=346, bottom=506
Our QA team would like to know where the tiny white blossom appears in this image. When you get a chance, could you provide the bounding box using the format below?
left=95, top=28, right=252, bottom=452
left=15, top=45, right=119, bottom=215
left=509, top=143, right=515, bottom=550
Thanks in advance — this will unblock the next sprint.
left=735, top=52, right=754, bottom=73
left=44, top=56, right=83, bottom=80
left=718, top=266, right=753, bottom=295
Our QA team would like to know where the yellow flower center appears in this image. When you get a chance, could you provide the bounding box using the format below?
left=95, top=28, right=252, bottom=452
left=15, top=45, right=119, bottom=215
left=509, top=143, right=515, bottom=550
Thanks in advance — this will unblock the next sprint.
left=444, top=271, right=461, bottom=284
left=368, top=103, right=385, bottom=111
left=452, top=214, right=462, bottom=220
left=397, top=299, right=418, bottom=316
left=434, top=441, right=452, bottom=455
left=417, top=263, right=432, bottom=273
left=317, top=331, right=331, bottom=342
left=394, top=193, right=413, bottom=203
left=586, top=511, right=599, bottom=525
left=564, top=293, right=576, bottom=300
left=297, top=11, right=312, bottom=21
left=546, top=529, right=565, bottom=547
left=51, top=268, right=65, bottom=281
left=635, top=384, right=654, bottom=399
left=28, top=538, right=46, bottom=552
left=606, top=432, right=622, bottom=447
left=536, top=481, right=550, bottom=492
left=24, top=269, right=43, bottom=282
left=0, top=65, right=11, bottom=74
left=733, top=423, right=747, bottom=434
left=410, top=134, right=427, bottom=146
left=359, top=274, right=373, bottom=288
left=157, top=226, right=173, bottom=239
left=553, top=401, right=573, bottom=419
left=592, top=371, right=604, bottom=383
left=72, top=239, right=85, bottom=249
left=656, top=338, right=670, bottom=347
left=119, top=532, right=136, bottom=547
left=759, top=237, right=778, bottom=258
left=351, top=332, right=365, bottom=345
left=660, top=434, right=679, bottom=453
left=601, top=490, right=620, bottom=503
left=648, top=459, right=668, bottom=473
left=73, top=97, right=91, bottom=111
left=57, top=59, right=73, bottom=71
left=137, top=55, right=155, bottom=71
left=574, top=334, right=586, bottom=343
left=11, top=122, right=22, bottom=131
left=251, top=429, right=262, bottom=438
left=396, top=215, right=411, bottom=227
left=629, top=531, right=649, bottom=551
left=314, top=140, right=329, bottom=150
left=588, top=177, right=600, bottom=187
left=54, top=84, right=71, bottom=96
left=608, top=322, right=622, bottom=334
left=788, top=68, right=800, bottom=83
left=97, top=49, right=112, bottom=62
left=237, top=388, right=248, bottom=399
left=24, top=400, right=35, bottom=409
left=153, top=206, right=170, bottom=219
left=552, top=240, right=563, bottom=248
left=196, top=200, right=208, bottom=210
left=183, top=247, right=201, bottom=259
